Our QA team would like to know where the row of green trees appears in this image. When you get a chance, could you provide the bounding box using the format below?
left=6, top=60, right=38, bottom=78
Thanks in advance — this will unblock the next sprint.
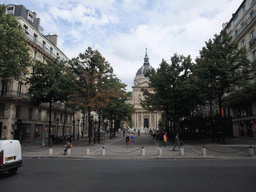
left=28, top=47, right=133, bottom=146
left=0, top=5, right=133, bottom=146
left=142, top=30, right=254, bottom=141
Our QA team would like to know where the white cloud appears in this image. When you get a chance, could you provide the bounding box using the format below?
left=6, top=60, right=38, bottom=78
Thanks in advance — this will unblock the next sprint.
left=122, top=0, right=147, bottom=12
left=12, top=0, right=244, bottom=92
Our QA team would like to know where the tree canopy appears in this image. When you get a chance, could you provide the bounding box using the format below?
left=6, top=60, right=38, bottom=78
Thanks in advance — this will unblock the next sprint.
left=0, top=4, right=32, bottom=80
left=194, top=30, right=253, bottom=116
left=142, top=53, right=195, bottom=133
left=27, top=59, right=71, bottom=146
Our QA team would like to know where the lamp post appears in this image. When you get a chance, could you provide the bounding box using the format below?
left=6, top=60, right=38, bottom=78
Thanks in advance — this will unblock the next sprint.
left=72, top=120, right=75, bottom=141
left=82, top=116, right=84, bottom=138
left=77, top=119, right=80, bottom=140
left=56, top=118, right=59, bottom=139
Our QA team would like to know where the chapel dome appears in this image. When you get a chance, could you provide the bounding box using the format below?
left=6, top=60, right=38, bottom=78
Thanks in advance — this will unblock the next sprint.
left=135, top=49, right=153, bottom=77
left=134, top=49, right=153, bottom=85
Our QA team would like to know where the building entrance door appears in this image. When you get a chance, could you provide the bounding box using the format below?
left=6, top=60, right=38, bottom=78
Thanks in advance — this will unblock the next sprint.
left=144, top=118, right=149, bottom=128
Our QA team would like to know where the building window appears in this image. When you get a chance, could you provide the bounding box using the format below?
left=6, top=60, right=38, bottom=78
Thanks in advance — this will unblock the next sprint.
left=233, top=14, right=238, bottom=25
left=17, top=82, right=22, bottom=97
left=16, top=105, right=21, bottom=119
left=234, top=29, right=238, bottom=37
left=42, top=56, right=46, bottom=63
left=0, top=104, right=5, bottom=117
left=6, top=6, right=15, bottom=15
left=227, top=24, right=232, bottom=32
left=251, top=30, right=255, bottom=39
left=241, top=40, right=246, bottom=48
left=42, top=41, right=46, bottom=49
left=33, top=50, right=37, bottom=61
left=34, top=33, right=38, bottom=43
left=28, top=108, right=33, bottom=120
left=23, top=25, right=29, bottom=35
left=50, top=47, right=53, bottom=55
left=27, top=11, right=34, bottom=23
left=253, top=50, right=256, bottom=60
left=1, top=80, right=7, bottom=95
left=38, top=110, right=41, bottom=121
left=242, top=4, right=246, bottom=13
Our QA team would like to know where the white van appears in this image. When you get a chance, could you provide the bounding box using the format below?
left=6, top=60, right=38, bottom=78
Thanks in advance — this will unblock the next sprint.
left=0, top=140, right=22, bottom=174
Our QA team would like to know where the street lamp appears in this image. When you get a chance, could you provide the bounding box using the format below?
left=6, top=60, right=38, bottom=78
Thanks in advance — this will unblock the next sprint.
left=72, top=120, right=75, bottom=141
left=82, top=116, right=84, bottom=138
left=56, top=118, right=59, bottom=139
left=77, top=119, right=80, bottom=140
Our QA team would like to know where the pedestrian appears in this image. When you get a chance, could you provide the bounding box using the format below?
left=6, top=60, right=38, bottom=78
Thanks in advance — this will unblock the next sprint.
left=63, top=141, right=71, bottom=155
left=162, top=132, right=168, bottom=147
left=130, top=134, right=135, bottom=147
left=125, top=135, right=131, bottom=148
left=1, top=135, right=7, bottom=140
left=138, top=130, right=140, bottom=137
left=173, top=133, right=181, bottom=151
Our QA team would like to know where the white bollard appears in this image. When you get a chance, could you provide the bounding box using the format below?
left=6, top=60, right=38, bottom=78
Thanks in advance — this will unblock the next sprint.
left=86, top=149, right=90, bottom=155
left=249, top=146, right=254, bottom=156
left=67, top=148, right=71, bottom=155
left=141, top=147, right=145, bottom=157
left=201, top=147, right=206, bottom=156
left=180, top=148, right=184, bottom=156
left=49, top=148, right=53, bottom=155
left=102, top=147, right=105, bottom=156
left=158, top=148, right=162, bottom=156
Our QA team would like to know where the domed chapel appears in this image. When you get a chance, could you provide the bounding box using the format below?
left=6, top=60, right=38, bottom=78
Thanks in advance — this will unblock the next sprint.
left=129, top=49, right=162, bottom=133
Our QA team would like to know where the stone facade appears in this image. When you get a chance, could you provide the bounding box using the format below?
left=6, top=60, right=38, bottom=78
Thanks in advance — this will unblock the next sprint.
left=222, top=0, right=256, bottom=137
left=0, top=4, right=74, bottom=142
left=129, top=50, right=162, bottom=133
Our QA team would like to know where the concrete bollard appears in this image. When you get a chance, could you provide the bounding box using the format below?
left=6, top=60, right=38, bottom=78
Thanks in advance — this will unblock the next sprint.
left=67, top=148, right=71, bottom=155
left=49, top=148, right=53, bottom=155
left=201, top=146, right=206, bottom=156
left=85, top=149, right=90, bottom=155
left=249, top=146, right=254, bottom=156
left=102, top=147, right=105, bottom=156
left=180, top=148, right=184, bottom=156
left=141, top=147, right=145, bottom=157
left=158, top=148, right=162, bottom=156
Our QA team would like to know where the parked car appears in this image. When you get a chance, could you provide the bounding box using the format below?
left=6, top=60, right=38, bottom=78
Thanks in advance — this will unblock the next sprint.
left=0, top=140, right=22, bottom=174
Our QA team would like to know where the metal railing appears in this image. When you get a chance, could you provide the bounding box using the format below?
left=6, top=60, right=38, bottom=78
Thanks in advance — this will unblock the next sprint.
left=231, top=11, right=256, bottom=43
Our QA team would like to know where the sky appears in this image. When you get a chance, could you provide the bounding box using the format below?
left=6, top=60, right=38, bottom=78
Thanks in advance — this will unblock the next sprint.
left=3, top=0, right=243, bottom=91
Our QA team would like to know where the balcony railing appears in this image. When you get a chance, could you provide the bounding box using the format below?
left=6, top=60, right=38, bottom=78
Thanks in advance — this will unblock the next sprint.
left=0, top=90, right=30, bottom=100
left=23, top=30, right=59, bottom=59
left=249, top=36, right=256, bottom=48
left=231, top=11, right=256, bottom=42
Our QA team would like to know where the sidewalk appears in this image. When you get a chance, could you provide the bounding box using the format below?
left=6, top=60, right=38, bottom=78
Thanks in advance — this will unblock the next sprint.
left=21, top=134, right=256, bottom=159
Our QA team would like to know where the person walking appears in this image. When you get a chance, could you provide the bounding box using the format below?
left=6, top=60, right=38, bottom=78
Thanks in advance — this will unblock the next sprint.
left=130, top=134, right=135, bottom=147
left=173, top=133, right=181, bottom=151
left=125, top=135, right=131, bottom=148
left=63, top=141, right=71, bottom=155
left=162, top=132, right=168, bottom=147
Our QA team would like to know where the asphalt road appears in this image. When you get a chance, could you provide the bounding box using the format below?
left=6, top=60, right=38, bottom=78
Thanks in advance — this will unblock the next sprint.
left=0, top=159, right=256, bottom=192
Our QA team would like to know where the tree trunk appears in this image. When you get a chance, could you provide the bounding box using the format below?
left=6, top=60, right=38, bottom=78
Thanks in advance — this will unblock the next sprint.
left=73, top=110, right=75, bottom=141
left=48, top=100, right=52, bottom=147
left=218, top=95, right=225, bottom=144
left=88, top=106, right=92, bottom=144
left=98, top=110, right=101, bottom=143
left=63, top=103, right=67, bottom=137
